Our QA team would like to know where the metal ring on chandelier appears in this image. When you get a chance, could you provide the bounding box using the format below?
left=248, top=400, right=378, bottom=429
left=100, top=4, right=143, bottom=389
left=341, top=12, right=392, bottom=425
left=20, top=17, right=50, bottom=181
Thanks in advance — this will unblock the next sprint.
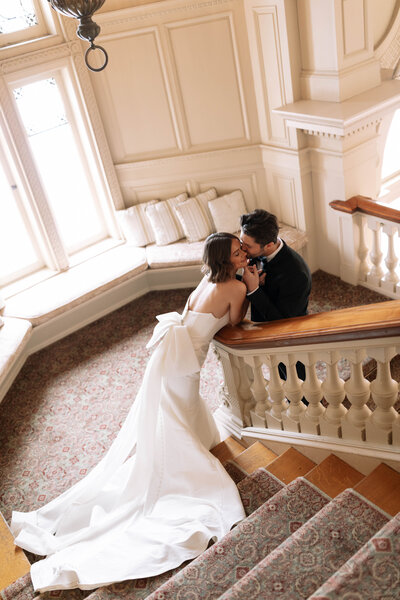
left=85, top=42, right=108, bottom=72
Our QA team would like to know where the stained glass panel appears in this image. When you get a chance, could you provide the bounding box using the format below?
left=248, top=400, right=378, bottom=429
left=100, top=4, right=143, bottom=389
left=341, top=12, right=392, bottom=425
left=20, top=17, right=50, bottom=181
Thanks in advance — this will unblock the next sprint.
left=0, top=0, right=38, bottom=34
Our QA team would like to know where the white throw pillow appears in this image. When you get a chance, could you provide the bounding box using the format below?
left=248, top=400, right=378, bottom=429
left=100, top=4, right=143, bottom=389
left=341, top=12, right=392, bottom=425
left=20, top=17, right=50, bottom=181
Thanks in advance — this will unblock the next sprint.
left=116, top=200, right=158, bottom=246
left=165, top=193, right=187, bottom=239
left=174, top=197, right=213, bottom=243
left=208, top=190, right=247, bottom=234
left=145, top=199, right=184, bottom=246
left=195, top=188, right=217, bottom=231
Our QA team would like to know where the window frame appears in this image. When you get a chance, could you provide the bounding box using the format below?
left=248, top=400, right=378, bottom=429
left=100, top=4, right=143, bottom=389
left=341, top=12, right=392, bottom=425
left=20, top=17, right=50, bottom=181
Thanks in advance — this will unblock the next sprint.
left=0, top=56, right=120, bottom=291
left=0, top=0, right=50, bottom=48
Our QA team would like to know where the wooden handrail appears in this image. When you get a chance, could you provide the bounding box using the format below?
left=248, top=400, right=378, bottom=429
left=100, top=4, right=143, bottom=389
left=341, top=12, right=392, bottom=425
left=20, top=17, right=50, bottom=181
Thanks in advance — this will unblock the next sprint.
left=214, top=300, right=400, bottom=350
left=330, top=195, right=400, bottom=224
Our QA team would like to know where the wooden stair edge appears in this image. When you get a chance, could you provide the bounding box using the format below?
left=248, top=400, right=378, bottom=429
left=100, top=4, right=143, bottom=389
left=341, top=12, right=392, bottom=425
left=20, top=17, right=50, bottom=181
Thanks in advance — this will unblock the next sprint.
left=305, top=454, right=364, bottom=499
left=354, top=463, right=400, bottom=516
left=0, top=512, right=30, bottom=591
left=232, top=441, right=277, bottom=474
left=265, top=447, right=317, bottom=485
left=211, top=436, right=246, bottom=464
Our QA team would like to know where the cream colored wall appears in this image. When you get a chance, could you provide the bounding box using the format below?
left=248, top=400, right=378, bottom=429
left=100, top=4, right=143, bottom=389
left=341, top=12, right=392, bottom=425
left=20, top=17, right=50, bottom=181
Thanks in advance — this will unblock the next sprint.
left=4, top=0, right=400, bottom=279
left=83, top=0, right=316, bottom=267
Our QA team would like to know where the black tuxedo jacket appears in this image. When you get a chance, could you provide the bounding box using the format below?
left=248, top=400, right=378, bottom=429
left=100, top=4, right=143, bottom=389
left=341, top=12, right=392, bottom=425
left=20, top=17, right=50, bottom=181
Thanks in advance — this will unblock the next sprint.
left=248, top=240, right=311, bottom=322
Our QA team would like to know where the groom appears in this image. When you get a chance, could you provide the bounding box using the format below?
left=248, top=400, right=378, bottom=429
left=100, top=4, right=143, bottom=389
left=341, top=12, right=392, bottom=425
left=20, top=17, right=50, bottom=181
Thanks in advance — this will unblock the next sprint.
left=240, top=209, right=311, bottom=384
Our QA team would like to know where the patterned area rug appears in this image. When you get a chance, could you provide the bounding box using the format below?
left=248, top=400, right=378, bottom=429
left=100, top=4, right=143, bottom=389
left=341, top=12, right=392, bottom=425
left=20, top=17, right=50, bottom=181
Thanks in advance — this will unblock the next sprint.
left=0, top=271, right=396, bottom=600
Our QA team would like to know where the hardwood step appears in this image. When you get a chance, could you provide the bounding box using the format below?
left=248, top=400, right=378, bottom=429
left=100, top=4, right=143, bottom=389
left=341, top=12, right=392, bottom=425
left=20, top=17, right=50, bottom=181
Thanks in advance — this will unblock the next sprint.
left=266, top=447, right=316, bottom=484
left=233, top=441, right=277, bottom=474
left=354, top=463, right=400, bottom=516
left=305, top=454, right=364, bottom=498
left=211, top=436, right=246, bottom=464
left=0, top=512, right=30, bottom=590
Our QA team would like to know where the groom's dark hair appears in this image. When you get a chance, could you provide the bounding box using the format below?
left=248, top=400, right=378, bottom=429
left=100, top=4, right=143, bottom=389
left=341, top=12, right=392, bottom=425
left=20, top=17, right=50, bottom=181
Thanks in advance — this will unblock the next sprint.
left=202, top=232, right=238, bottom=283
left=240, top=209, right=279, bottom=246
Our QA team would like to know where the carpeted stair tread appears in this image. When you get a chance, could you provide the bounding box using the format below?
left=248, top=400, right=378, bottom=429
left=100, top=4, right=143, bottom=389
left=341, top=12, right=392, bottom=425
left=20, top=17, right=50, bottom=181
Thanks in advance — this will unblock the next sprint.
left=223, top=460, right=249, bottom=484
left=210, top=437, right=246, bottom=464
left=266, top=447, right=316, bottom=484
left=218, top=488, right=390, bottom=600
left=0, top=513, right=30, bottom=592
left=231, top=441, right=277, bottom=474
left=236, top=468, right=284, bottom=515
left=354, top=462, right=400, bottom=516
left=308, top=511, right=400, bottom=600
left=145, top=477, right=330, bottom=600
left=305, top=454, right=364, bottom=497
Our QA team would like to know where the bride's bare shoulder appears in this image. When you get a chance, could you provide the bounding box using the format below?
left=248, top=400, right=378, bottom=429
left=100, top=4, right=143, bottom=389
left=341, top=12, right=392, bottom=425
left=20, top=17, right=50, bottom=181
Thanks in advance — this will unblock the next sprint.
left=222, top=278, right=246, bottom=296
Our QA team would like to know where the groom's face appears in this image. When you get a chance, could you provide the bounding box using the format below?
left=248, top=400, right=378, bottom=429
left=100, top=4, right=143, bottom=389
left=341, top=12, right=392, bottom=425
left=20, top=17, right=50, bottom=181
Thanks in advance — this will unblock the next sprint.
left=240, top=232, right=265, bottom=259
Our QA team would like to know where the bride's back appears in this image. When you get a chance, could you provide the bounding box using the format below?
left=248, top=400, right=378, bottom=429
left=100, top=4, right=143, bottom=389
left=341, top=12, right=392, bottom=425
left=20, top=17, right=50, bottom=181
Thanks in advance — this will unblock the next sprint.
left=188, top=276, right=235, bottom=319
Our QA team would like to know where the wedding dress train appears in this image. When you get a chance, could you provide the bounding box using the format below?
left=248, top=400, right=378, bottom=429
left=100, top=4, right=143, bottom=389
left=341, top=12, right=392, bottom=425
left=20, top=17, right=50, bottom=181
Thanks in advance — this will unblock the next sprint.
left=11, top=306, right=246, bottom=592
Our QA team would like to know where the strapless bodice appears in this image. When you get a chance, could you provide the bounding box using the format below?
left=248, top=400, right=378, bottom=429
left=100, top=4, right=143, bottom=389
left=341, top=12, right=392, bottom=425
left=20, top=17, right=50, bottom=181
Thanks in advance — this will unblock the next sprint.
left=182, top=310, right=230, bottom=366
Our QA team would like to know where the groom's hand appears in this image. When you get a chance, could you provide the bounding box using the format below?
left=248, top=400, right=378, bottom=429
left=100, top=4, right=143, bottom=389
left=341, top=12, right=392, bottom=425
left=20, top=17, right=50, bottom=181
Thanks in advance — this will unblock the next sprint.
left=243, top=265, right=259, bottom=292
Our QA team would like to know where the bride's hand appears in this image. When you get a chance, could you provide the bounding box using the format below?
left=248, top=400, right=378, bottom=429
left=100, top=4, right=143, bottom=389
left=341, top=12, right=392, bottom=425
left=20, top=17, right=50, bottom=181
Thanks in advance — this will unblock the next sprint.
left=242, top=265, right=259, bottom=292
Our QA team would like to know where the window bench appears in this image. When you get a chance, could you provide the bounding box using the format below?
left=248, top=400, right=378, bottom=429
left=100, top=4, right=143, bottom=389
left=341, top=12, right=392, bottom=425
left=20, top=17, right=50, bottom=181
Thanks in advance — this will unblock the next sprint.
left=0, top=224, right=308, bottom=403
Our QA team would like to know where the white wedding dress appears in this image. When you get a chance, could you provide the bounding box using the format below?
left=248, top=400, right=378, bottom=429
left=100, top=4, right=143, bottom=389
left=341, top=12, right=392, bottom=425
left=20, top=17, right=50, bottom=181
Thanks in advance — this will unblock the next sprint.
left=11, top=304, right=246, bottom=592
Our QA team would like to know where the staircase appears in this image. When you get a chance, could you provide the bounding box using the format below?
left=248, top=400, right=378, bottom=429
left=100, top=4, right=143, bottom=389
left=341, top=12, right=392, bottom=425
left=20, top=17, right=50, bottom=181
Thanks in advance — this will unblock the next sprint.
left=2, top=437, right=400, bottom=599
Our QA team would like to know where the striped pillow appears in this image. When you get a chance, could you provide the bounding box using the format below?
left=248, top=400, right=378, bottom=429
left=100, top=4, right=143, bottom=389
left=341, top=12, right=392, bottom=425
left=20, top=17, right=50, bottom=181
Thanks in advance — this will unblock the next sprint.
left=145, top=200, right=183, bottom=246
left=116, top=199, right=158, bottom=246
left=174, top=197, right=213, bottom=242
left=165, top=193, right=187, bottom=239
left=195, top=188, right=217, bottom=231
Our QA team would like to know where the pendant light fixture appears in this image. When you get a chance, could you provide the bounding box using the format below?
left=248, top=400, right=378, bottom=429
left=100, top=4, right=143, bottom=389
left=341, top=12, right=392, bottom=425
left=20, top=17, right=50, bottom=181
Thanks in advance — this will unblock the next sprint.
left=47, top=0, right=108, bottom=72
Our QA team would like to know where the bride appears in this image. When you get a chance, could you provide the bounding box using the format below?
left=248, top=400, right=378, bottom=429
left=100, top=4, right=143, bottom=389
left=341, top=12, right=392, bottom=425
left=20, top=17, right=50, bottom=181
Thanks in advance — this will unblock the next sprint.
left=11, top=232, right=249, bottom=592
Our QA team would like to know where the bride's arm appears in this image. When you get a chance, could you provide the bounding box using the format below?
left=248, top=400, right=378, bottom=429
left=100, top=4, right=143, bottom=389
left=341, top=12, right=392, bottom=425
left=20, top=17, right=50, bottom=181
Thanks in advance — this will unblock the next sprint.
left=229, top=280, right=248, bottom=325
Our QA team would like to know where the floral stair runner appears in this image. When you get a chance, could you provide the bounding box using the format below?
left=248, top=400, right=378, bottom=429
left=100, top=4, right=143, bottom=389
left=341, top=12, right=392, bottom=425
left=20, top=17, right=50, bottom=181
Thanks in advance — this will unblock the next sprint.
left=218, top=489, right=390, bottom=600
left=309, top=512, right=400, bottom=600
left=146, top=476, right=330, bottom=600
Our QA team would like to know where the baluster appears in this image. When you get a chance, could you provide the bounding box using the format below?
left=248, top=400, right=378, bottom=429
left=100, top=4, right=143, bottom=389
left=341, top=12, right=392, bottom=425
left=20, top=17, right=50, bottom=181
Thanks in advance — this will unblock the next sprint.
left=366, top=218, right=384, bottom=287
left=212, top=346, right=246, bottom=428
left=281, top=354, right=306, bottom=433
left=265, top=354, right=287, bottom=430
left=342, top=349, right=371, bottom=441
left=249, top=355, right=271, bottom=427
left=298, top=352, right=324, bottom=435
left=365, top=346, right=398, bottom=444
left=319, top=351, right=347, bottom=438
left=357, top=215, right=369, bottom=282
left=381, top=224, right=399, bottom=295
left=233, top=355, right=254, bottom=427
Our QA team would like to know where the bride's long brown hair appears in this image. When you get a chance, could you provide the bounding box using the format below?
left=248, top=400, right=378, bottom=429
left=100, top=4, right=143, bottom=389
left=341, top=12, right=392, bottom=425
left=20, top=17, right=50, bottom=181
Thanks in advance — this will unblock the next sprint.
left=202, top=232, right=239, bottom=283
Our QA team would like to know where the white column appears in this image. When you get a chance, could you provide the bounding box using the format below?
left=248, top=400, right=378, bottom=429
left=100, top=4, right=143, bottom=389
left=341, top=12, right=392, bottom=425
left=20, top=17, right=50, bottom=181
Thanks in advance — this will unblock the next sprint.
left=342, top=349, right=371, bottom=441
left=249, top=355, right=271, bottom=427
left=319, top=351, right=347, bottom=438
left=366, top=218, right=384, bottom=287
left=381, top=223, right=400, bottom=295
left=297, top=0, right=381, bottom=102
left=299, top=351, right=324, bottom=435
left=265, top=354, right=288, bottom=430
left=366, top=346, right=398, bottom=445
left=281, top=354, right=306, bottom=433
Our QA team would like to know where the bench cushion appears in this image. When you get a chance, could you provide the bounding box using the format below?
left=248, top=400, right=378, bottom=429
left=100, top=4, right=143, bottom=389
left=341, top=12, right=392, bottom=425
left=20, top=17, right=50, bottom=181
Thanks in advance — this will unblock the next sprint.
left=0, top=318, right=32, bottom=389
left=146, top=239, right=205, bottom=269
left=4, top=246, right=147, bottom=326
left=146, top=223, right=308, bottom=269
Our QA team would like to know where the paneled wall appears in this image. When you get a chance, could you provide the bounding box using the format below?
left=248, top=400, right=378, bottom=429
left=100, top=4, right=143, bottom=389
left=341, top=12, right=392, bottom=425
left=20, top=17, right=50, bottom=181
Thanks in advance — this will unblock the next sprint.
left=86, top=0, right=313, bottom=266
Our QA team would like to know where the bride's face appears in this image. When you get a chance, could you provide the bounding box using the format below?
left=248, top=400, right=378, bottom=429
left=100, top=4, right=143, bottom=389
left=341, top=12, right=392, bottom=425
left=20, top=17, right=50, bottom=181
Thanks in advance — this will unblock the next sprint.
left=230, top=238, right=248, bottom=271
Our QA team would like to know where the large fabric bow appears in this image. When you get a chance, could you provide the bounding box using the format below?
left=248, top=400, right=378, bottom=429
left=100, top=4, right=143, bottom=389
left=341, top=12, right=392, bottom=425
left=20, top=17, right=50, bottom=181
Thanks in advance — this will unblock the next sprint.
left=146, top=312, right=200, bottom=377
